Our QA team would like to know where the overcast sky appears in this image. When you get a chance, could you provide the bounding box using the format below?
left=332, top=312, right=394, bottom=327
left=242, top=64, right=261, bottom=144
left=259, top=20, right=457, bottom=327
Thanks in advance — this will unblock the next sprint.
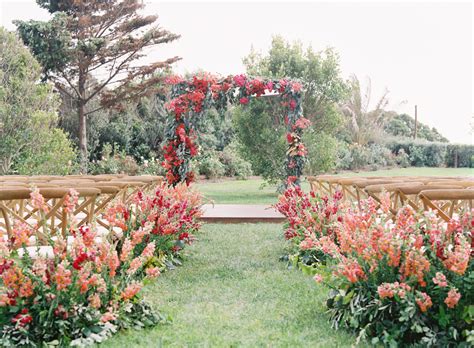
left=1, top=0, right=472, bottom=144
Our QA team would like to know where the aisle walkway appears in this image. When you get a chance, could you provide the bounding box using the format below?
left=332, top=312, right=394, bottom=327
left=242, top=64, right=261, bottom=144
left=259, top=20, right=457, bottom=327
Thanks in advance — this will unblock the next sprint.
left=200, top=204, right=285, bottom=223
left=103, top=224, right=357, bottom=347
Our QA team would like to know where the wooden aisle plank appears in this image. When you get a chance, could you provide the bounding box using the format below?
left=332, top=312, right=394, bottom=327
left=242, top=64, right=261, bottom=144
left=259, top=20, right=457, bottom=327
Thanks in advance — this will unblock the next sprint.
left=200, top=204, right=285, bottom=223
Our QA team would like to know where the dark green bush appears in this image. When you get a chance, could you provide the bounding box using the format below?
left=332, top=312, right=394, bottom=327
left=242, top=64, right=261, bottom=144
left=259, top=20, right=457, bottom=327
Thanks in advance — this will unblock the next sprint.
left=446, top=144, right=474, bottom=168
left=195, top=150, right=225, bottom=179
left=89, top=143, right=140, bottom=175
left=303, top=131, right=338, bottom=175
left=219, top=142, right=253, bottom=179
left=336, top=143, right=396, bottom=171
left=386, top=139, right=448, bottom=167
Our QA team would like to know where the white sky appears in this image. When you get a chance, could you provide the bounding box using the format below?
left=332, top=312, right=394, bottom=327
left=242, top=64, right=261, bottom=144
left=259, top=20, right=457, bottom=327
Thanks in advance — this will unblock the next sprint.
left=1, top=0, right=472, bottom=144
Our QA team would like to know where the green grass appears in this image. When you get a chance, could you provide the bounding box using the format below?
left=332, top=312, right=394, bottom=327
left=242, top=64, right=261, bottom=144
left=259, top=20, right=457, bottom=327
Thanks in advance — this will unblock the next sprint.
left=102, top=224, right=358, bottom=347
left=196, top=168, right=473, bottom=205
left=195, top=179, right=295, bottom=205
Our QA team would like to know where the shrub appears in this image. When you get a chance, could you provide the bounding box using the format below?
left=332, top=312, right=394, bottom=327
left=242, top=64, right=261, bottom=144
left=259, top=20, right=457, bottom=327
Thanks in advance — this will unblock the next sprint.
left=395, top=148, right=410, bottom=168
left=446, top=144, right=474, bottom=168
left=367, top=143, right=396, bottom=167
left=219, top=142, right=253, bottom=179
left=303, top=131, right=338, bottom=175
left=276, top=188, right=474, bottom=346
left=89, top=144, right=139, bottom=175
left=232, top=99, right=287, bottom=184
left=336, top=144, right=370, bottom=170
left=137, top=156, right=166, bottom=176
left=0, top=28, right=74, bottom=175
left=14, top=128, right=77, bottom=175
left=386, top=139, right=448, bottom=167
left=196, top=151, right=225, bottom=179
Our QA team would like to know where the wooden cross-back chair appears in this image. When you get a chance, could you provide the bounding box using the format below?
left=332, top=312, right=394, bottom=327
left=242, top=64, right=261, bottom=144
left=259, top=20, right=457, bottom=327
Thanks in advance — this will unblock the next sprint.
left=51, top=182, right=122, bottom=230
left=307, top=176, right=349, bottom=197
left=114, top=175, right=163, bottom=192
left=394, top=184, right=464, bottom=214
left=418, top=189, right=474, bottom=222
left=307, top=176, right=337, bottom=195
left=343, top=179, right=406, bottom=208
left=364, top=182, right=425, bottom=215
left=425, top=180, right=474, bottom=188
left=0, top=187, right=100, bottom=243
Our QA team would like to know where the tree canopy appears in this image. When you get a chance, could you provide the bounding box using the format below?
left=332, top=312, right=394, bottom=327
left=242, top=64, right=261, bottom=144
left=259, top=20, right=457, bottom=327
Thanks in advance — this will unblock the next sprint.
left=0, top=27, right=75, bottom=174
left=15, top=0, right=180, bottom=170
left=236, top=36, right=347, bottom=181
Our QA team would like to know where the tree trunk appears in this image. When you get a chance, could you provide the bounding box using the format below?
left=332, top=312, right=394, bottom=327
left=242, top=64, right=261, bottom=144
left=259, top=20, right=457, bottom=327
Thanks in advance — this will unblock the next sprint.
left=78, top=69, right=88, bottom=173
left=78, top=102, right=87, bottom=173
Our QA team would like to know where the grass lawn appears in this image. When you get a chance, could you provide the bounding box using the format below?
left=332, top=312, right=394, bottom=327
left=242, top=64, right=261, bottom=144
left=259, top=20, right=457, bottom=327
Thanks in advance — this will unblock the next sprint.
left=102, top=224, right=359, bottom=347
left=195, top=168, right=473, bottom=205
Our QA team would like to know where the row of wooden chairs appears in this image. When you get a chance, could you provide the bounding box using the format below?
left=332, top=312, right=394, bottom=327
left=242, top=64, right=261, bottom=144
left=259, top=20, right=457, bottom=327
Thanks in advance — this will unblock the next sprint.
left=307, top=175, right=474, bottom=221
left=0, top=175, right=163, bottom=245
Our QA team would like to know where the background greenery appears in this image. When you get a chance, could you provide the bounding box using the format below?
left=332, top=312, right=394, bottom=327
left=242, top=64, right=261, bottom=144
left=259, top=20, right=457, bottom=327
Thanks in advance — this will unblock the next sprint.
left=0, top=28, right=75, bottom=175
left=1, top=22, right=472, bottom=180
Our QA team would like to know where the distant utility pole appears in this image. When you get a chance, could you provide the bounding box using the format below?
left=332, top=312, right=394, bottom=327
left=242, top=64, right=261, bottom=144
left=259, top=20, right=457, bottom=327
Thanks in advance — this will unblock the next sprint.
left=414, top=105, right=418, bottom=139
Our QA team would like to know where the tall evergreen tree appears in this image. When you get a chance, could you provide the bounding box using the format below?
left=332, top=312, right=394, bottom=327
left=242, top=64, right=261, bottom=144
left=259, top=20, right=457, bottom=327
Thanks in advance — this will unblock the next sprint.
left=16, top=0, right=180, bottom=170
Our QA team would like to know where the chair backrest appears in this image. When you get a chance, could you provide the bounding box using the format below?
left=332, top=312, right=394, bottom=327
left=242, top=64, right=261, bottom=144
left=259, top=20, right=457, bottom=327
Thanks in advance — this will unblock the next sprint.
left=425, top=180, right=474, bottom=188
left=397, top=184, right=463, bottom=195
left=0, top=187, right=100, bottom=244
left=365, top=182, right=424, bottom=193
left=418, top=189, right=474, bottom=221
left=419, top=189, right=474, bottom=201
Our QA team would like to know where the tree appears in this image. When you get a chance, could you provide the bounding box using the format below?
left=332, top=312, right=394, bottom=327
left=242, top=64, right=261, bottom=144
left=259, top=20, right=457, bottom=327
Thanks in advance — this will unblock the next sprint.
left=238, top=36, right=347, bottom=180
left=384, top=113, right=449, bottom=142
left=233, top=99, right=287, bottom=184
left=15, top=0, right=180, bottom=170
left=0, top=27, right=75, bottom=174
left=243, top=35, right=347, bottom=133
left=340, top=75, right=390, bottom=146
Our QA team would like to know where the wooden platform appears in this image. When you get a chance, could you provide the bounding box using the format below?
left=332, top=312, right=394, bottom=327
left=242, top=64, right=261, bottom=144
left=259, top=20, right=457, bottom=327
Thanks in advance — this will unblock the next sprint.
left=200, top=204, right=285, bottom=223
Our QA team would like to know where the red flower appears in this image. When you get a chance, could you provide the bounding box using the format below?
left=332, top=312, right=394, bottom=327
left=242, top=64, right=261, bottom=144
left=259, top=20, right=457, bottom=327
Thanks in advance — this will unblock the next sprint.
left=239, top=97, right=249, bottom=104
left=289, top=99, right=297, bottom=110
left=266, top=81, right=274, bottom=92
left=233, top=74, right=247, bottom=87
left=286, top=133, right=294, bottom=143
left=176, top=124, right=186, bottom=142
left=179, top=232, right=189, bottom=240
left=12, top=309, right=33, bottom=326
left=250, top=79, right=266, bottom=96
left=72, top=252, right=88, bottom=270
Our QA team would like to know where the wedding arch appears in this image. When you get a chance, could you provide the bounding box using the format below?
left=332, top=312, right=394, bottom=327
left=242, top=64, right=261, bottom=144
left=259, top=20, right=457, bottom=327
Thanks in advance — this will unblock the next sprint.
left=162, top=73, right=309, bottom=186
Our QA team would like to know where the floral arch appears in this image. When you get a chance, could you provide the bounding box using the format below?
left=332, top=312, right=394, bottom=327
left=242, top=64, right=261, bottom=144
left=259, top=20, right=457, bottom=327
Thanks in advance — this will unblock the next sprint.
left=162, top=74, right=310, bottom=186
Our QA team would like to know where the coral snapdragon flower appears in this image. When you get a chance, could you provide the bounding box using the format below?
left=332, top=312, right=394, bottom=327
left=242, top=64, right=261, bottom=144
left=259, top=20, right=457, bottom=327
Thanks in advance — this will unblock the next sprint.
left=445, top=288, right=461, bottom=308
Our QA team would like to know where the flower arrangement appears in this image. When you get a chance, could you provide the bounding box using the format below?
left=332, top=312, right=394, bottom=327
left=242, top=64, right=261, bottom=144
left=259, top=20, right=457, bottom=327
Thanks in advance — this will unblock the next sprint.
left=276, top=187, right=474, bottom=346
left=163, top=73, right=307, bottom=186
left=0, top=185, right=203, bottom=346
left=105, top=183, right=203, bottom=270
left=274, top=185, right=344, bottom=266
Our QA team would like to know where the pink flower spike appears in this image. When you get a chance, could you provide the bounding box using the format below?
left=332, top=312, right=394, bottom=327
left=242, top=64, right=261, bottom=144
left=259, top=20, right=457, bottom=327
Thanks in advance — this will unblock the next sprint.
left=313, top=274, right=323, bottom=283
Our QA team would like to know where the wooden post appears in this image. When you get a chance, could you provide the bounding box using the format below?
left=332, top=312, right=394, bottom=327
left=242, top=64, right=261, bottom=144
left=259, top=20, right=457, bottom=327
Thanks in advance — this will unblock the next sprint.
left=414, top=105, right=418, bottom=139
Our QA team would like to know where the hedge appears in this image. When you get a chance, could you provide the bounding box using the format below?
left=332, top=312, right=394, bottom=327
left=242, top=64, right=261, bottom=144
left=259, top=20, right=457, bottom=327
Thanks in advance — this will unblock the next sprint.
left=386, top=139, right=473, bottom=168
